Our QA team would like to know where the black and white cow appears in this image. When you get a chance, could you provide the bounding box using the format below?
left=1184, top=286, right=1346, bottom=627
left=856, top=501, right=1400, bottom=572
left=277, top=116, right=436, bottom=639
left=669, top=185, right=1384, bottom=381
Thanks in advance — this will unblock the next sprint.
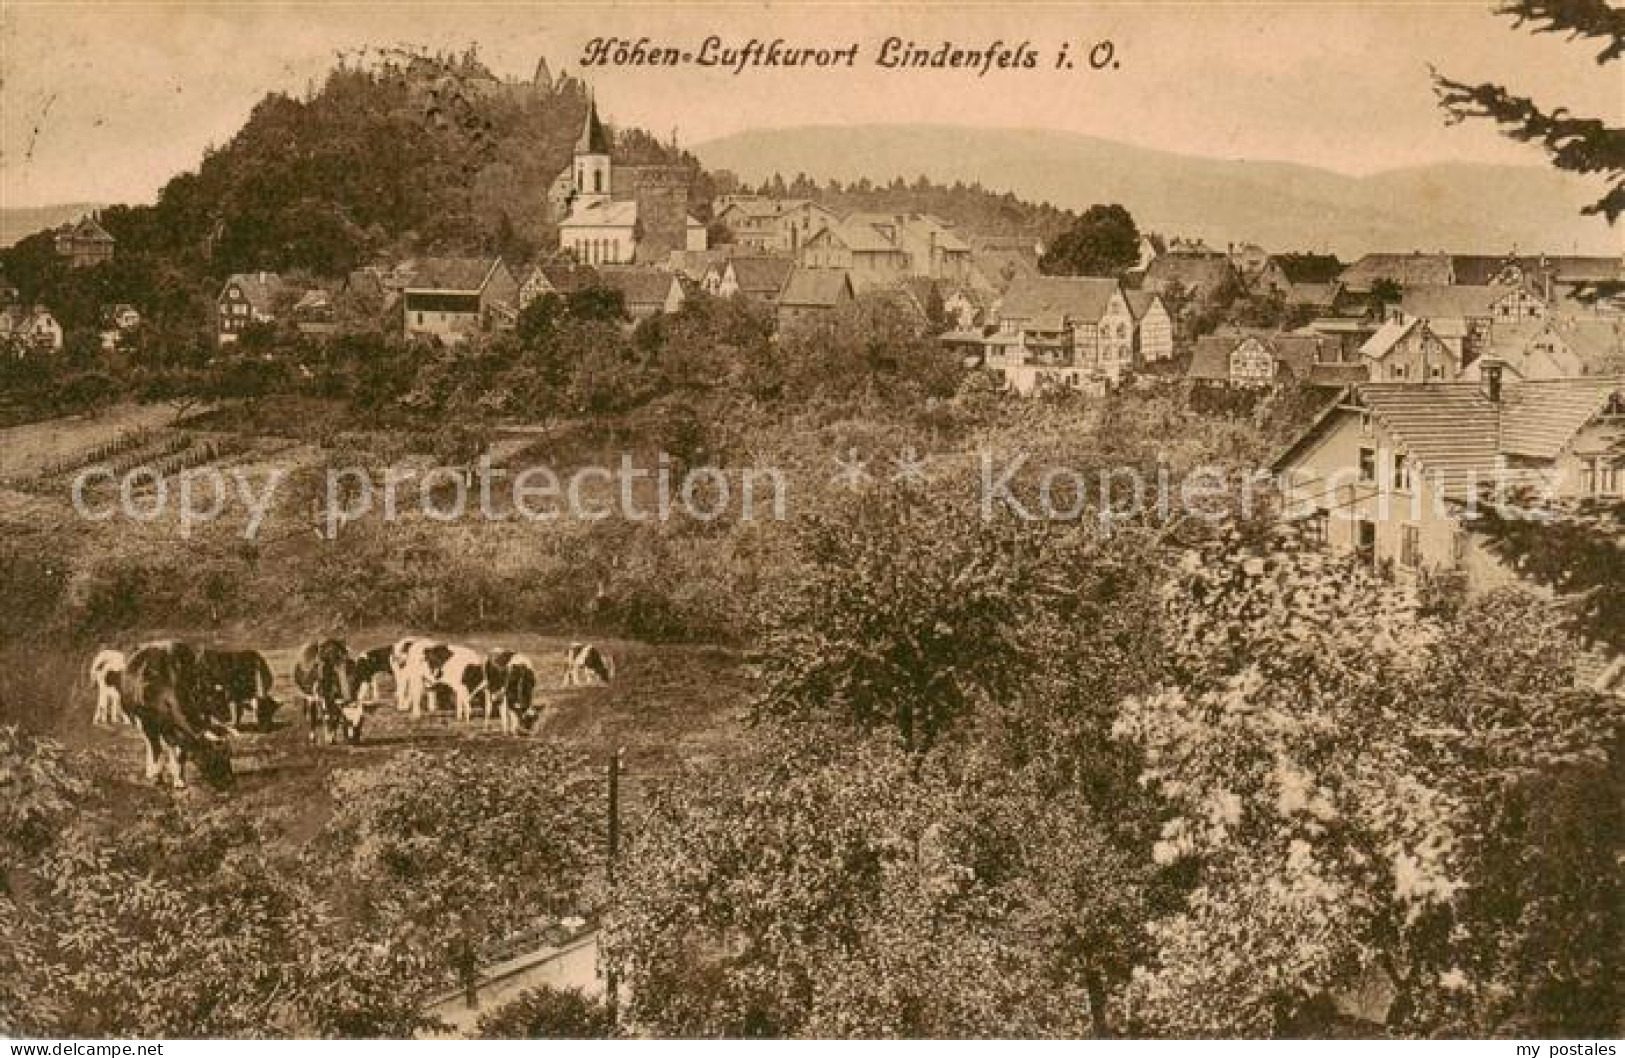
left=353, top=644, right=396, bottom=704
left=90, top=648, right=133, bottom=727
left=120, top=641, right=234, bottom=789
left=481, top=649, right=516, bottom=727
left=293, top=639, right=362, bottom=745
left=562, top=642, right=615, bottom=687
left=420, top=643, right=488, bottom=722
left=196, top=648, right=280, bottom=730
left=496, top=654, right=542, bottom=735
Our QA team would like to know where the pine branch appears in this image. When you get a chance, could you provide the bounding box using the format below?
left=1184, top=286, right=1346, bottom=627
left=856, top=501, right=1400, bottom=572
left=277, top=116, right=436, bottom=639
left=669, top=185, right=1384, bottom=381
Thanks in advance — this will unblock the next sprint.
left=1492, top=0, right=1625, bottom=63
left=1433, top=71, right=1625, bottom=221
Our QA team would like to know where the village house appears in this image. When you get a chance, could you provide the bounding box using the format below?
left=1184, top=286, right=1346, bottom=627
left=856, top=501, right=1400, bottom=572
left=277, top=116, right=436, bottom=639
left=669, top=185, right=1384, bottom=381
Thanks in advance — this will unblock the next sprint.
left=1461, top=317, right=1625, bottom=383
left=1359, top=317, right=1459, bottom=382
left=1272, top=372, right=1625, bottom=589
left=1188, top=330, right=1356, bottom=389
left=773, top=201, right=838, bottom=254
left=597, top=265, right=685, bottom=319
left=798, top=218, right=911, bottom=291
left=53, top=215, right=115, bottom=269
left=1127, top=291, right=1175, bottom=364
left=776, top=266, right=855, bottom=331
left=713, top=256, right=796, bottom=305
left=0, top=274, right=19, bottom=306
left=217, top=272, right=287, bottom=345
left=712, top=197, right=784, bottom=250
left=974, top=275, right=1138, bottom=392
left=876, top=213, right=973, bottom=281
left=402, top=257, right=518, bottom=344
left=1141, top=252, right=1240, bottom=303
left=1338, top=252, right=1457, bottom=296
left=517, top=259, right=599, bottom=309
left=1388, top=283, right=1549, bottom=364
left=557, top=100, right=706, bottom=266
left=0, top=305, right=63, bottom=353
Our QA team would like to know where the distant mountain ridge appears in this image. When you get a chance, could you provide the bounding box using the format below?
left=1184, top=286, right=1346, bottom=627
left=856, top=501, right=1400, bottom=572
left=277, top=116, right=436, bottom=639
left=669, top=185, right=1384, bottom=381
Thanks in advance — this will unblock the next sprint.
left=693, top=125, right=1621, bottom=259
left=0, top=204, right=105, bottom=250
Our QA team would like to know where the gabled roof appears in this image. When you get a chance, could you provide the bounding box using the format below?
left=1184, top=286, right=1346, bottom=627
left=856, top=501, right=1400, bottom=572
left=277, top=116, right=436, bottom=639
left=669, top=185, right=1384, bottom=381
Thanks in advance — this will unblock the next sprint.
left=1000, top=275, right=1122, bottom=325
left=1452, top=254, right=1624, bottom=286
left=1340, top=253, right=1456, bottom=292
left=1286, top=281, right=1343, bottom=309
left=1399, top=284, right=1506, bottom=320
left=1499, top=378, right=1625, bottom=458
left=1143, top=254, right=1237, bottom=293
left=727, top=255, right=796, bottom=295
left=60, top=215, right=115, bottom=244
left=1188, top=330, right=1340, bottom=382
left=221, top=272, right=286, bottom=313
left=1360, top=318, right=1425, bottom=361
left=405, top=257, right=503, bottom=293
left=1125, top=290, right=1165, bottom=320
left=779, top=266, right=854, bottom=308
left=596, top=265, right=678, bottom=307
left=1274, top=377, right=1625, bottom=499
left=815, top=219, right=900, bottom=254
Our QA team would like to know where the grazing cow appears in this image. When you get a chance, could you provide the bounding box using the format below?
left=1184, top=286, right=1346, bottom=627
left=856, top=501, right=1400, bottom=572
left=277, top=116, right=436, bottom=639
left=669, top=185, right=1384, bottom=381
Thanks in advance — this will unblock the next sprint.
left=120, top=641, right=234, bottom=789
left=90, top=648, right=131, bottom=726
left=562, top=642, right=615, bottom=687
left=481, top=649, right=516, bottom=727
left=196, top=648, right=279, bottom=730
left=353, top=644, right=396, bottom=703
left=293, top=639, right=362, bottom=745
left=496, top=654, right=542, bottom=736
left=421, top=643, right=488, bottom=722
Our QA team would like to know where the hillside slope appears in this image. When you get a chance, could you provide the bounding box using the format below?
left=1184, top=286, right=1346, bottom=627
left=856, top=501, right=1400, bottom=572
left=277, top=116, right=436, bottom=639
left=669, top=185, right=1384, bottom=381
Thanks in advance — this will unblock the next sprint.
left=694, top=124, right=1619, bottom=256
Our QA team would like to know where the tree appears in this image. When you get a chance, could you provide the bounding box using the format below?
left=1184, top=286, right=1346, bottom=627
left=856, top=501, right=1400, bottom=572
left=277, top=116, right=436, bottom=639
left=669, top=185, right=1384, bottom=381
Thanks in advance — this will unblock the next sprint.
left=476, top=986, right=617, bottom=1039
left=1038, top=204, right=1140, bottom=277
left=1433, top=2, right=1625, bottom=223
left=1115, top=525, right=1623, bottom=1037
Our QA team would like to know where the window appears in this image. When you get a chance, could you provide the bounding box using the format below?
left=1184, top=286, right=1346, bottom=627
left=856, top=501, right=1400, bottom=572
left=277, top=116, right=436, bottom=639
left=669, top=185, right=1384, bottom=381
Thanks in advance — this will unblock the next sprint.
left=1356, top=520, right=1377, bottom=565
left=1430, top=365, right=1444, bottom=379
left=1359, top=446, right=1376, bottom=483
left=1582, top=458, right=1619, bottom=496
left=1391, top=363, right=1408, bottom=380
left=1302, top=511, right=1329, bottom=546
left=1400, top=524, right=1421, bottom=569
left=1392, top=453, right=1411, bottom=492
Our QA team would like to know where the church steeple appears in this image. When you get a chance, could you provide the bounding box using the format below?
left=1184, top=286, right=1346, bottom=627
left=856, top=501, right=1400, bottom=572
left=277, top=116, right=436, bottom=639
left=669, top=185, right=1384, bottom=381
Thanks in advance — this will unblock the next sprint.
left=575, top=94, right=612, bottom=156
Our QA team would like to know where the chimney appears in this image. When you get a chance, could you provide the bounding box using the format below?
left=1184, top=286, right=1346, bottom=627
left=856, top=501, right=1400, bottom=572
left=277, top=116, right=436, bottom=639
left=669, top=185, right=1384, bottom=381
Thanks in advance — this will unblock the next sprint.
left=1484, top=359, right=1504, bottom=404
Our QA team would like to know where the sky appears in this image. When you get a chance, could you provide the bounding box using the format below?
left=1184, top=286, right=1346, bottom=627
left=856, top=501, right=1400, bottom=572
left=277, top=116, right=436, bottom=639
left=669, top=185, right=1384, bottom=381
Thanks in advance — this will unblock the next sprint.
left=2, top=1, right=1622, bottom=209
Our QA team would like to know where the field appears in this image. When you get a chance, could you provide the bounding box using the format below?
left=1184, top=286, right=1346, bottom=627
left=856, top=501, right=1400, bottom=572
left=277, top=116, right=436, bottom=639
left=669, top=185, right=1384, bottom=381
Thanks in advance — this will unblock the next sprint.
left=0, top=404, right=758, bottom=836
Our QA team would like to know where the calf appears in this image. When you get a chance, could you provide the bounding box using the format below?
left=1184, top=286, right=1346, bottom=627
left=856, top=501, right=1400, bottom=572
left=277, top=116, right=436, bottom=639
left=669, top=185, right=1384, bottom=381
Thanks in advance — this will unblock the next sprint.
left=293, top=639, right=363, bottom=745
left=496, top=654, right=542, bottom=736
left=196, top=648, right=279, bottom=730
left=90, top=648, right=132, bottom=727
left=120, top=641, right=234, bottom=789
left=421, top=643, right=487, bottom=722
left=562, top=642, right=615, bottom=687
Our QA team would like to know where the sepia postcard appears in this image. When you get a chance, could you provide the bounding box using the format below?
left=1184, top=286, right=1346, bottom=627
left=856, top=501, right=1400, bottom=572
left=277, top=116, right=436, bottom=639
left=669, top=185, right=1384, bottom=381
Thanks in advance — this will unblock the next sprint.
left=0, top=0, right=1621, bottom=1045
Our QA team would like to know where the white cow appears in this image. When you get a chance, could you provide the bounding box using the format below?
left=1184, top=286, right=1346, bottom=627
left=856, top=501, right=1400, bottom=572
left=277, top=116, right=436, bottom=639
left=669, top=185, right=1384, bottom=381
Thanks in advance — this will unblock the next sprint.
left=562, top=642, right=615, bottom=687
left=90, top=648, right=131, bottom=726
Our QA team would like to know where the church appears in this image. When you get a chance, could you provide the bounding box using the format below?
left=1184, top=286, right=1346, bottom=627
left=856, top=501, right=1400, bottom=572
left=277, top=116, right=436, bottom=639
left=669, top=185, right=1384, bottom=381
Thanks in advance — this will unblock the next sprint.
left=555, top=99, right=707, bottom=265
